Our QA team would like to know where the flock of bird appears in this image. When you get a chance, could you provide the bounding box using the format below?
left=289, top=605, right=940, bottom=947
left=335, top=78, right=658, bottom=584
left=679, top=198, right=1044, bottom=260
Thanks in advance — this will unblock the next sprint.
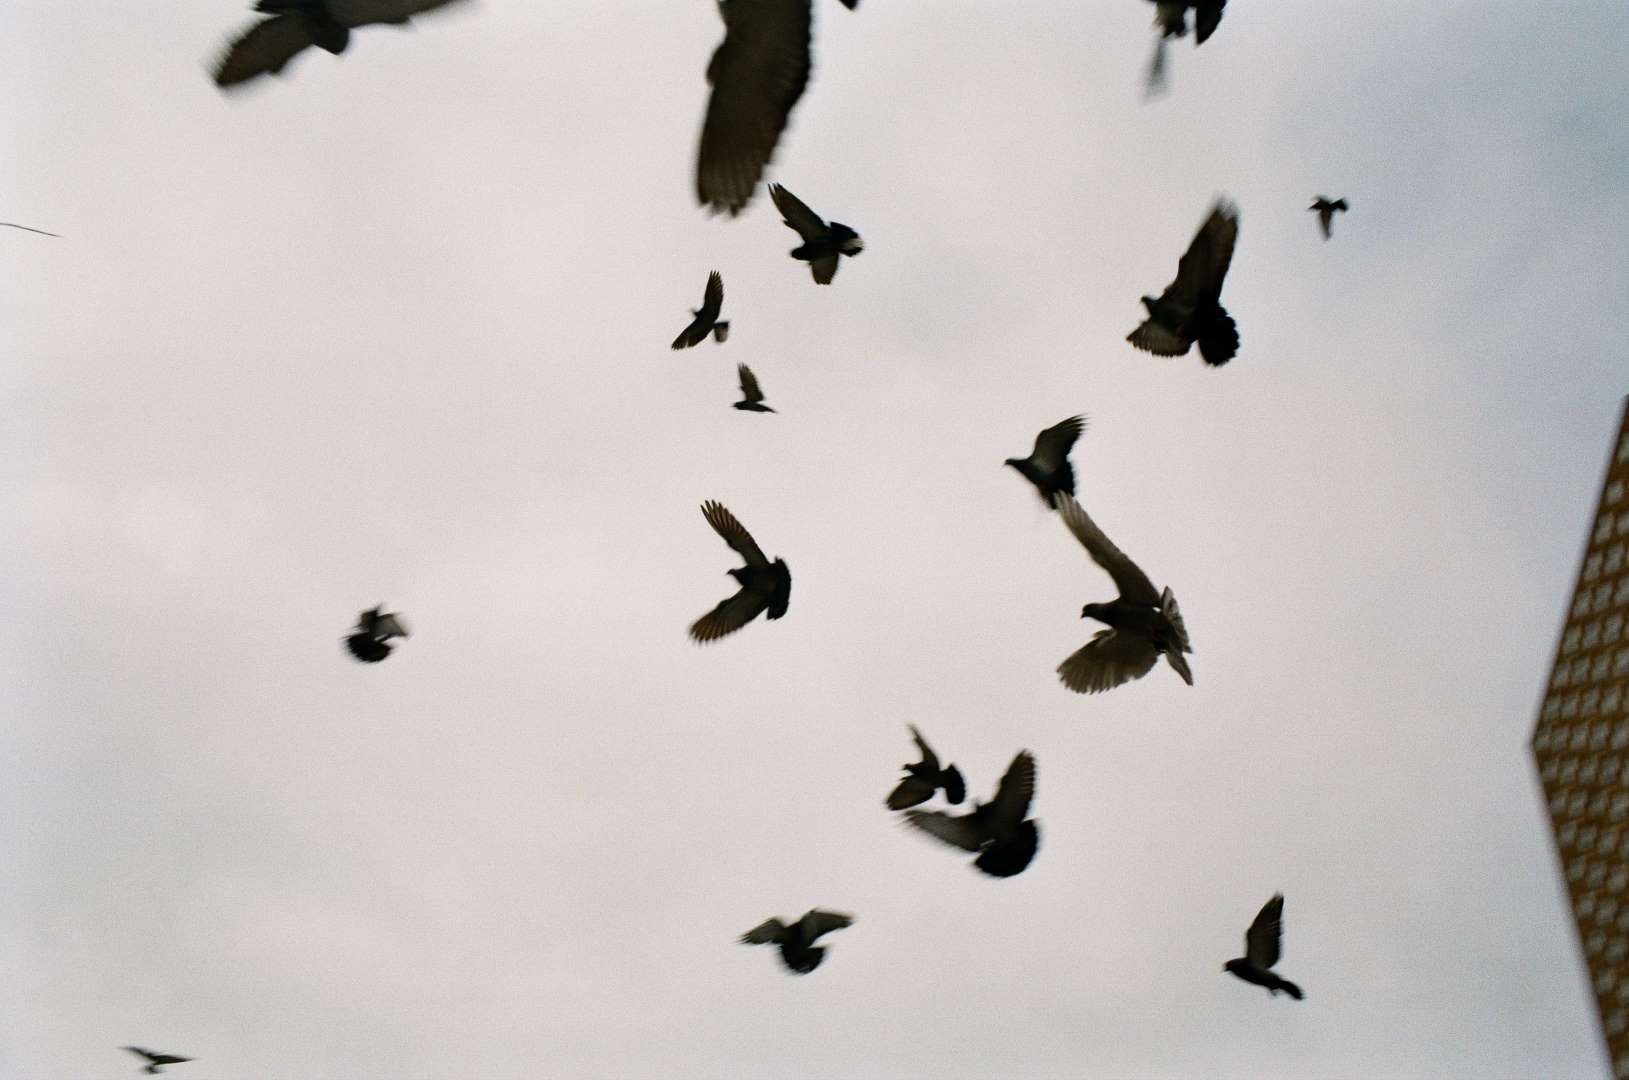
left=10, top=0, right=1353, bottom=1070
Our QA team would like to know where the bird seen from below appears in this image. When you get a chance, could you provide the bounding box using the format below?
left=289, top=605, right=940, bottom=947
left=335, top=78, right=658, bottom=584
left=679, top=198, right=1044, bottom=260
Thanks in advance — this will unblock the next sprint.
left=1144, top=0, right=1226, bottom=94
left=1224, top=894, right=1304, bottom=1000
left=344, top=606, right=410, bottom=663
left=121, top=1047, right=194, bottom=1075
left=768, top=183, right=863, bottom=284
left=213, top=0, right=469, bottom=89
left=689, top=501, right=791, bottom=642
left=1309, top=196, right=1349, bottom=239
left=885, top=725, right=966, bottom=810
left=1005, top=415, right=1087, bottom=507
left=1053, top=494, right=1192, bottom=694
left=732, top=363, right=775, bottom=412
left=739, top=909, right=854, bottom=973
left=1127, top=200, right=1240, bottom=367
left=903, top=750, right=1039, bottom=877
left=694, top=0, right=859, bottom=216
left=672, top=271, right=729, bottom=349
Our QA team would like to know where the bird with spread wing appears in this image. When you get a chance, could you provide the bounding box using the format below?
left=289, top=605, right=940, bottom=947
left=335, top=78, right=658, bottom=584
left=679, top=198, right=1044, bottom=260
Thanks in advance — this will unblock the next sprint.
left=121, top=1047, right=194, bottom=1075
left=689, top=501, right=791, bottom=642
left=344, top=606, right=410, bottom=663
left=903, top=750, right=1039, bottom=877
left=1309, top=196, right=1349, bottom=240
left=672, top=271, right=729, bottom=349
left=739, top=909, right=853, bottom=973
left=768, top=183, right=863, bottom=284
left=885, top=725, right=966, bottom=810
left=1127, top=200, right=1240, bottom=367
left=213, top=0, right=469, bottom=88
left=1005, top=415, right=1087, bottom=507
left=732, top=364, right=775, bottom=413
left=1224, top=894, right=1304, bottom=999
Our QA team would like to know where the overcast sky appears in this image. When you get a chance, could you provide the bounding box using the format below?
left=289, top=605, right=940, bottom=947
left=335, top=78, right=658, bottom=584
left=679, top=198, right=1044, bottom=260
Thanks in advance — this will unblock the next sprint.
left=4, top=2, right=1628, bottom=1077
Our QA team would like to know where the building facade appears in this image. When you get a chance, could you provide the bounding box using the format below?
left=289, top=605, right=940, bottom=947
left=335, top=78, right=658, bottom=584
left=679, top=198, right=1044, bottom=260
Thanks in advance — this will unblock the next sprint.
left=1533, top=396, right=1629, bottom=1077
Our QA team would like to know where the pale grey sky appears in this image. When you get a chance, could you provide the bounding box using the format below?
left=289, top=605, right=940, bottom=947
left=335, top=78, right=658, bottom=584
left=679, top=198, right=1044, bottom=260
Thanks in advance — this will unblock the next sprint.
left=3, top=2, right=1627, bottom=1077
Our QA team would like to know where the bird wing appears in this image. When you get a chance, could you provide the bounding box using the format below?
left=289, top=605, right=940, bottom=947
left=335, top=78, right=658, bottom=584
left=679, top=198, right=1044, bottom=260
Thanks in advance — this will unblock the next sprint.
left=1161, top=586, right=1191, bottom=652
left=907, top=724, right=940, bottom=771
left=737, top=363, right=765, bottom=403
left=326, top=0, right=467, bottom=27
left=700, top=500, right=769, bottom=566
left=1054, top=494, right=1159, bottom=605
left=1164, top=201, right=1239, bottom=308
left=1193, top=0, right=1226, bottom=44
left=123, top=1049, right=159, bottom=1064
left=672, top=312, right=711, bottom=350
left=987, top=750, right=1035, bottom=832
left=739, top=917, right=787, bottom=944
left=1057, top=629, right=1159, bottom=694
left=902, top=809, right=987, bottom=852
left=1245, top=893, right=1285, bottom=969
left=1031, top=415, right=1085, bottom=471
left=696, top=0, right=813, bottom=216
left=886, top=775, right=936, bottom=810
left=801, top=909, right=853, bottom=941
left=373, top=612, right=409, bottom=639
left=769, top=183, right=828, bottom=243
left=1126, top=318, right=1190, bottom=356
left=214, top=14, right=318, bottom=87
left=700, top=270, right=724, bottom=319
left=689, top=585, right=772, bottom=643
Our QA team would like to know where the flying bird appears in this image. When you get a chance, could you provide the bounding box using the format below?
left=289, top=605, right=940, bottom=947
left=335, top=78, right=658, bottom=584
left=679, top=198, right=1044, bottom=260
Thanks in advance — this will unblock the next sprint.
left=689, top=501, right=791, bottom=642
left=1309, top=196, right=1348, bottom=240
left=695, top=0, right=859, bottom=216
left=212, top=0, right=469, bottom=89
left=1145, top=1, right=1226, bottom=94
left=121, top=1048, right=194, bottom=1075
left=740, top=909, right=853, bottom=973
left=1005, top=415, right=1087, bottom=507
left=903, top=750, right=1039, bottom=877
left=1127, top=200, right=1240, bottom=367
left=344, top=606, right=410, bottom=663
left=733, top=364, right=776, bottom=413
left=1054, top=494, right=1192, bottom=694
left=768, top=183, right=863, bottom=284
left=672, top=271, right=729, bottom=349
left=885, top=725, right=966, bottom=810
left=1224, top=894, right=1304, bottom=1000
left=1, top=221, right=60, bottom=237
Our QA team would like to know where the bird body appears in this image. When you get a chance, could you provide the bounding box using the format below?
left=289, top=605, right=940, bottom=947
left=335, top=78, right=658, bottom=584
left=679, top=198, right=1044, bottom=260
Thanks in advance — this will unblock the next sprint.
left=1309, top=196, right=1349, bottom=239
left=213, top=0, right=467, bottom=88
left=740, top=909, right=853, bottom=973
left=672, top=271, right=728, bottom=350
left=886, top=725, right=967, bottom=809
left=689, top=501, right=790, bottom=641
left=344, top=605, right=409, bottom=663
left=1224, top=894, right=1304, bottom=999
left=733, top=363, right=776, bottom=412
left=768, top=183, right=863, bottom=284
left=122, top=1047, right=194, bottom=1075
left=1127, top=201, right=1239, bottom=366
left=1005, top=415, right=1086, bottom=506
left=903, top=750, right=1039, bottom=877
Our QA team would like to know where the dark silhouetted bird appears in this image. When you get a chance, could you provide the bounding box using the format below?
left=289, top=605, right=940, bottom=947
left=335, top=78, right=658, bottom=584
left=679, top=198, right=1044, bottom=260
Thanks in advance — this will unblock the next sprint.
left=1054, top=494, right=1192, bottom=694
left=122, top=1047, right=194, bottom=1075
left=689, top=501, right=791, bottom=642
left=1127, top=200, right=1239, bottom=367
left=695, top=0, right=859, bottom=216
left=733, top=364, right=775, bottom=412
left=903, top=750, right=1039, bottom=877
left=768, top=183, right=863, bottom=284
left=740, top=909, right=853, bottom=973
left=212, top=0, right=468, bottom=89
left=1005, top=415, right=1087, bottom=507
left=1309, top=196, right=1348, bottom=240
left=672, top=271, right=729, bottom=349
left=885, top=725, right=966, bottom=810
left=1, top=221, right=60, bottom=237
left=1224, top=894, right=1304, bottom=1000
left=344, top=606, right=409, bottom=663
left=1145, top=1, right=1226, bottom=93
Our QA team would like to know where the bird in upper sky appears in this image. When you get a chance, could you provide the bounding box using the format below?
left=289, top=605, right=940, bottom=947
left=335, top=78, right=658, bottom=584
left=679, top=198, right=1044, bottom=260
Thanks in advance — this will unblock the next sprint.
left=1224, top=894, right=1304, bottom=1000
left=903, top=750, right=1039, bottom=877
left=885, top=725, right=966, bottom=810
left=344, top=606, right=410, bottom=663
left=1005, top=415, right=1087, bottom=508
left=1309, top=196, right=1349, bottom=240
left=739, top=909, right=853, bottom=973
left=768, top=183, right=863, bottom=284
left=1, top=221, right=60, bottom=237
left=212, top=0, right=469, bottom=88
left=733, top=364, right=776, bottom=413
left=689, top=501, right=791, bottom=642
left=1054, top=494, right=1192, bottom=694
left=121, top=1047, right=194, bottom=1075
left=1144, top=1, right=1226, bottom=94
left=1127, top=200, right=1240, bottom=367
left=672, top=271, right=729, bottom=349
left=695, top=0, right=859, bottom=216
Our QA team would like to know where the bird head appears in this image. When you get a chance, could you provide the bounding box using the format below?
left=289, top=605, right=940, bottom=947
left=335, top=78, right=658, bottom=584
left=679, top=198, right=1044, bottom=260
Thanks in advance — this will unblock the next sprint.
left=1081, top=602, right=1111, bottom=623
left=1139, top=295, right=1160, bottom=313
left=1223, top=959, right=1244, bottom=975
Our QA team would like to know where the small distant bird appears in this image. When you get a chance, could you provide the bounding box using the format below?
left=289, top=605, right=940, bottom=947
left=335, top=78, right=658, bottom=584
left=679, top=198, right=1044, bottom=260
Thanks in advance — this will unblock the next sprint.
left=672, top=271, right=729, bottom=349
left=212, top=0, right=469, bottom=89
left=122, top=1047, right=194, bottom=1075
left=689, top=501, right=791, bottom=642
left=1, top=221, right=60, bottom=237
left=1309, top=196, right=1348, bottom=240
left=733, top=364, right=776, bottom=413
left=885, top=725, right=966, bottom=810
left=740, top=909, right=853, bottom=973
left=1054, top=495, right=1192, bottom=694
left=695, top=0, right=860, bottom=216
left=903, top=750, right=1039, bottom=877
left=1127, top=200, right=1240, bottom=367
left=1145, top=1, right=1226, bottom=93
left=768, top=183, right=863, bottom=284
left=1005, top=415, right=1087, bottom=507
left=344, top=606, right=410, bottom=663
left=1224, top=894, right=1304, bottom=1000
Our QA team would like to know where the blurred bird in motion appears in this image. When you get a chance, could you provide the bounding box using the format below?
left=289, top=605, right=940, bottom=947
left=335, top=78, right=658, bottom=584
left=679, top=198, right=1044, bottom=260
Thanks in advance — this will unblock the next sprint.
left=769, top=183, right=863, bottom=284
left=1127, top=200, right=1240, bottom=366
left=1224, top=894, right=1304, bottom=999
left=1053, top=494, right=1192, bottom=694
left=1309, top=196, right=1348, bottom=239
left=673, top=271, right=729, bottom=349
left=903, top=750, right=1039, bottom=877
left=732, top=364, right=776, bottom=412
left=1005, top=415, right=1087, bottom=507
left=689, top=501, right=791, bottom=642
left=1, top=221, right=60, bottom=237
left=344, top=606, right=410, bottom=663
left=1145, top=0, right=1226, bottom=94
left=885, top=725, right=966, bottom=810
left=213, top=0, right=469, bottom=89
left=740, top=909, right=853, bottom=973
left=121, top=1047, right=194, bottom=1075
